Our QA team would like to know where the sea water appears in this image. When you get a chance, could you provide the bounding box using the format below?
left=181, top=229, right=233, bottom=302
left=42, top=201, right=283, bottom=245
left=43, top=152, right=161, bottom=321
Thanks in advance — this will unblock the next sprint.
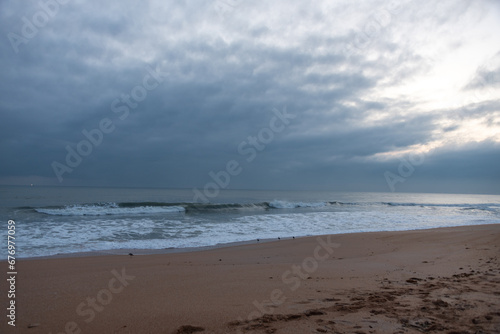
left=1, top=186, right=499, bottom=258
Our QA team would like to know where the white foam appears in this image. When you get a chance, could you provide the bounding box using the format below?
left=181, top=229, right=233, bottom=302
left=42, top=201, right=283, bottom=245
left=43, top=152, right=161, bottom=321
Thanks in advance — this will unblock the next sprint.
left=13, top=202, right=500, bottom=258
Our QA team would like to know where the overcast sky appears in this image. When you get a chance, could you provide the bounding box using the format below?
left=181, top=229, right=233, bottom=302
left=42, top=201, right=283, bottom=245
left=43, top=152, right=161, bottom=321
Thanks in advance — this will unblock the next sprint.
left=1, top=0, right=499, bottom=194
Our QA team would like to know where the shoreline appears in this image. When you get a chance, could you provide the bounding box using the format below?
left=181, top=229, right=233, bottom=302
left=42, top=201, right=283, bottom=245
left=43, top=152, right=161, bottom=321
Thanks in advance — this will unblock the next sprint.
left=20, top=237, right=282, bottom=260
left=1, top=223, right=499, bottom=333
left=18, top=222, right=500, bottom=260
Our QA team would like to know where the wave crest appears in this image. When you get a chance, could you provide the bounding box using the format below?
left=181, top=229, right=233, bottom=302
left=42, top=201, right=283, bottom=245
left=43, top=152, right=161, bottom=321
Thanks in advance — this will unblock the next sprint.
left=35, top=203, right=185, bottom=216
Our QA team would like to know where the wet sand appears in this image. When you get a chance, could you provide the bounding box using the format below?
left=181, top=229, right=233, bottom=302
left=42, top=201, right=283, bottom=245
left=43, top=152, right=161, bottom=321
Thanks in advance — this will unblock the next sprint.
left=1, top=224, right=499, bottom=333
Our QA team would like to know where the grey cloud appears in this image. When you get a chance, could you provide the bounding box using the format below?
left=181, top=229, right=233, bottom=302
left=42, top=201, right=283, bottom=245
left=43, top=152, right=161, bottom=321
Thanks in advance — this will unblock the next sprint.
left=0, top=0, right=498, bottom=193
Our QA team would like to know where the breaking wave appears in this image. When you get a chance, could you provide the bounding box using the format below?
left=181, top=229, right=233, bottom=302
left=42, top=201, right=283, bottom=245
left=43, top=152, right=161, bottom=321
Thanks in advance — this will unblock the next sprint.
left=30, top=200, right=500, bottom=216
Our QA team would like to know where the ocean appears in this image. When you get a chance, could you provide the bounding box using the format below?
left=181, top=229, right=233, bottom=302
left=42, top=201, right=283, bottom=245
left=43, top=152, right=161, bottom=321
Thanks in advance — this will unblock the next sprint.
left=1, top=186, right=499, bottom=258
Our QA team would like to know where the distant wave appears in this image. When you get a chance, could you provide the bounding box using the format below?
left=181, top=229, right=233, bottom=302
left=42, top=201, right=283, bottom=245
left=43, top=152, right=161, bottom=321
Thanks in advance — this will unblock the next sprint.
left=382, top=202, right=500, bottom=213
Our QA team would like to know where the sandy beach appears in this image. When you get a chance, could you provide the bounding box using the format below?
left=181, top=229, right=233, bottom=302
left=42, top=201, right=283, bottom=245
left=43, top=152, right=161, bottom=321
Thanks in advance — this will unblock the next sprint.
left=2, top=224, right=499, bottom=333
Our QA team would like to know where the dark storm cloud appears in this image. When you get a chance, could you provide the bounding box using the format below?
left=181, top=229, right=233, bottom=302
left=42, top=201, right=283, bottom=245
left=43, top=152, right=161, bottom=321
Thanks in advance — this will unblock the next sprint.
left=0, top=0, right=499, bottom=193
left=402, top=141, right=500, bottom=194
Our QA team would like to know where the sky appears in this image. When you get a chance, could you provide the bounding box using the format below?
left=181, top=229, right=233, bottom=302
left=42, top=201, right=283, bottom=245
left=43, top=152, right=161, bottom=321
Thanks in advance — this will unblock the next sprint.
left=0, top=0, right=499, bottom=194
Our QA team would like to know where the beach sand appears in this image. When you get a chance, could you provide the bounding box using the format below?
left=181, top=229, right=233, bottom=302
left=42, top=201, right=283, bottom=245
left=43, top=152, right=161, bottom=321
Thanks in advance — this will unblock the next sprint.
left=2, top=224, right=499, bottom=333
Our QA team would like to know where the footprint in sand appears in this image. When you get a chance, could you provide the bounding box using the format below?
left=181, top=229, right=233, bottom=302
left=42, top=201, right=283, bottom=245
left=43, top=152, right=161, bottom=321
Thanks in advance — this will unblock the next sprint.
left=174, top=325, right=205, bottom=334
